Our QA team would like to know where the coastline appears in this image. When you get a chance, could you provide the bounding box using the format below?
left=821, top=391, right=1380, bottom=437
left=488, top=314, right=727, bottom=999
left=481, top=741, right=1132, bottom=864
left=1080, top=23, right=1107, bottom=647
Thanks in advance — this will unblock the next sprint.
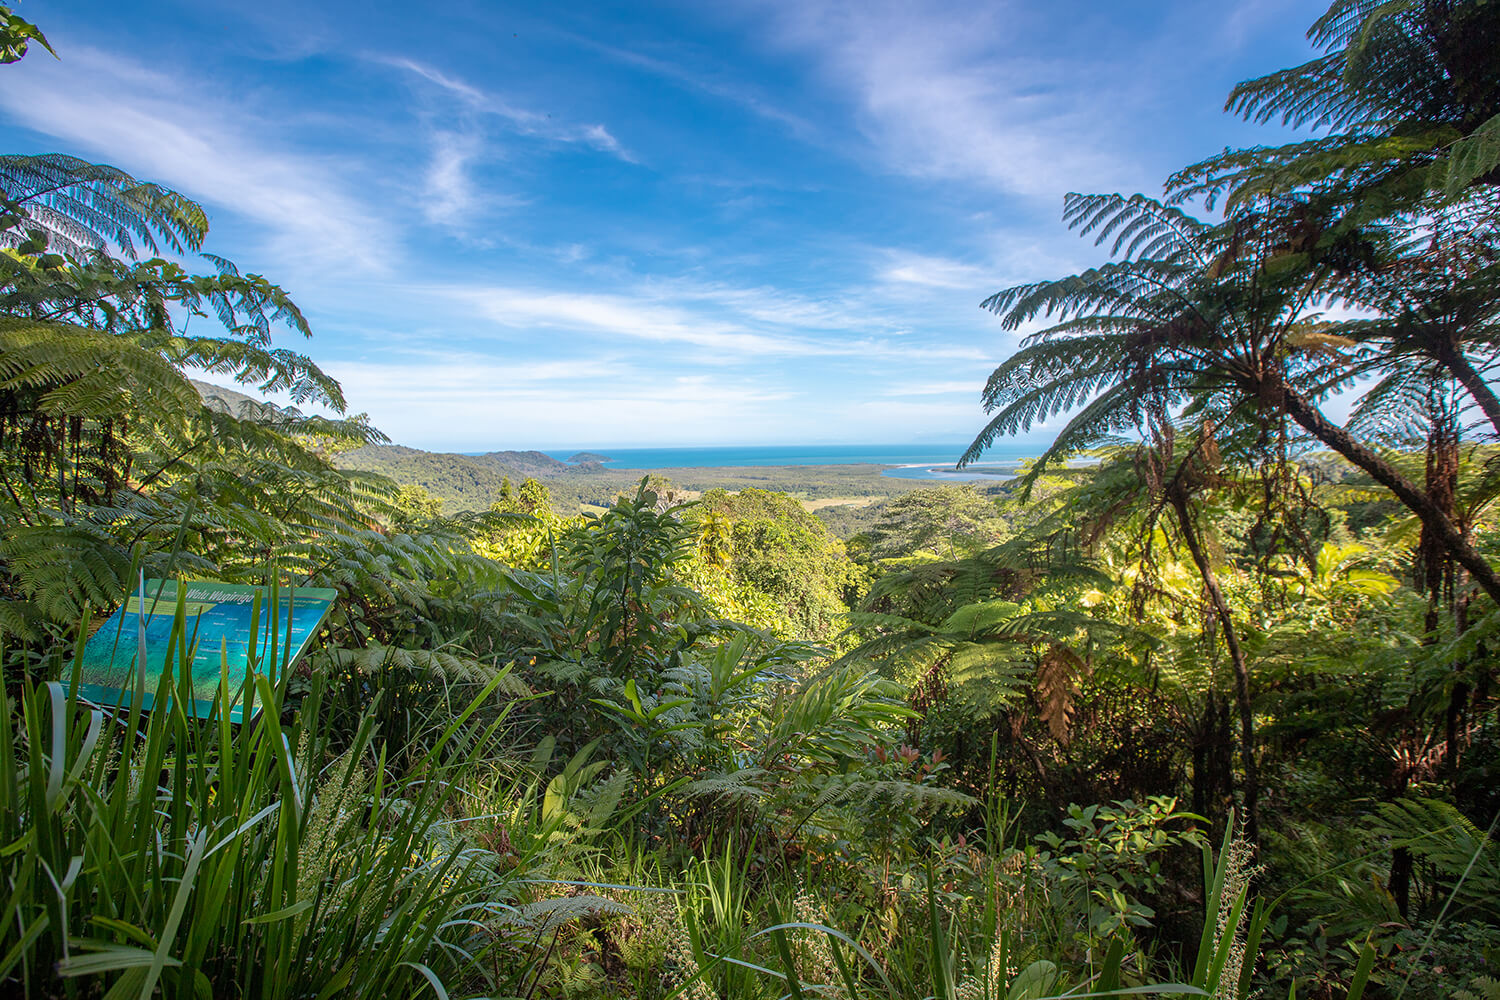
left=339, top=443, right=1102, bottom=514
left=880, top=462, right=1023, bottom=482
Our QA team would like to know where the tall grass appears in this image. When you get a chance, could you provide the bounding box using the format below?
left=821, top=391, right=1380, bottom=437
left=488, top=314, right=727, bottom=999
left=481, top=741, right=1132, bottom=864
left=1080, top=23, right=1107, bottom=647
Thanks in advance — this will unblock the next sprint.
left=1, top=587, right=522, bottom=999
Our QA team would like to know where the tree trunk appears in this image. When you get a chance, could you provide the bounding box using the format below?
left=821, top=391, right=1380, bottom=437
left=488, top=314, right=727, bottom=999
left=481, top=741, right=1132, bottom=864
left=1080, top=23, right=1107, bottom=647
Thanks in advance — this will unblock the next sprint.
left=1191, top=691, right=1214, bottom=820
left=1433, top=340, right=1500, bottom=438
left=1419, top=417, right=1460, bottom=633
left=1390, top=846, right=1414, bottom=920
left=1277, top=381, right=1500, bottom=605
left=1191, top=691, right=1235, bottom=827
left=1419, top=415, right=1476, bottom=777
left=1169, top=487, right=1259, bottom=843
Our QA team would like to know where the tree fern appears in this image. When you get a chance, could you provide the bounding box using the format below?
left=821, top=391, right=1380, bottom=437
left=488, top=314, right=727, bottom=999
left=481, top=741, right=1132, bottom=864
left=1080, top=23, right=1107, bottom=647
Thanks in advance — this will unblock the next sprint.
left=1171, top=0, right=1500, bottom=212
left=0, top=153, right=208, bottom=259
left=1368, top=797, right=1500, bottom=921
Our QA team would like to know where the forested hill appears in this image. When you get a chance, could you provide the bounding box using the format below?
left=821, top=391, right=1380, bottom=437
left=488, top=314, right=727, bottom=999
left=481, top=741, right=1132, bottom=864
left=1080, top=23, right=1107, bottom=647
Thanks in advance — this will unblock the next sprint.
left=193, top=379, right=291, bottom=420
left=192, top=385, right=576, bottom=507
left=334, top=440, right=949, bottom=513
left=336, top=444, right=568, bottom=504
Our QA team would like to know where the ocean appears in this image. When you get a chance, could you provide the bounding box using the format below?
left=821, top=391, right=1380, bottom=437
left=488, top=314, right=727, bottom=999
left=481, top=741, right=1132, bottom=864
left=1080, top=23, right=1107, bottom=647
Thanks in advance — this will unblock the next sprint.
left=538, top=443, right=1040, bottom=481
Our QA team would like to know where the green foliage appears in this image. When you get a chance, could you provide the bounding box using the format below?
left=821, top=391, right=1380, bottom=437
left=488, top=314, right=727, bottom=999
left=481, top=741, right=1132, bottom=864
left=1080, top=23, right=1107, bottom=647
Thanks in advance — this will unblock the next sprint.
left=1034, top=797, right=1205, bottom=946
left=4, top=6, right=1500, bottom=998
left=864, top=486, right=1008, bottom=562
left=1168, top=0, right=1500, bottom=213
left=388, top=481, right=444, bottom=531
left=1368, top=798, right=1500, bottom=922
left=1, top=153, right=206, bottom=259
left=697, top=487, right=866, bottom=642
left=0, top=5, right=51, bottom=64
left=0, top=612, right=525, bottom=999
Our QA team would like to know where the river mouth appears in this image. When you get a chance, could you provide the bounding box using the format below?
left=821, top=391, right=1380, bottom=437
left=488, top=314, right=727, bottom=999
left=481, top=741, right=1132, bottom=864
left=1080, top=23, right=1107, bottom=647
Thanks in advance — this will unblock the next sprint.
left=880, top=463, right=1022, bottom=482
left=880, top=457, right=1103, bottom=482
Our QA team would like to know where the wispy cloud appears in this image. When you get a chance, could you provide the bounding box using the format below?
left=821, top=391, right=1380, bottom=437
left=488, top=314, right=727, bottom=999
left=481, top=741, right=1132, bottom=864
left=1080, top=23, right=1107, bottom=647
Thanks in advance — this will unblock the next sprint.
left=437, top=276, right=999, bottom=364
left=659, top=279, right=893, bottom=333
left=578, top=38, right=817, bottom=140
left=877, top=251, right=991, bottom=291
left=379, top=54, right=635, bottom=233
left=846, top=397, right=994, bottom=431
left=0, top=44, right=391, bottom=273
left=322, top=356, right=795, bottom=448
left=445, top=285, right=807, bottom=355
left=883, top=380, right=987, bottom=396
left=422, top=130, right=483, bottom=225
left=755, top=0, right=1140, bottom=199
left=379, top=56, right=635, bottom=161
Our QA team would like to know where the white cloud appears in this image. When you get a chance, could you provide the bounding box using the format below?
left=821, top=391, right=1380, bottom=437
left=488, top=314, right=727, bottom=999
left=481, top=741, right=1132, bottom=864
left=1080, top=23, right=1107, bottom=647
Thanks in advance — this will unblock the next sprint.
left=322, top=357, right=796, bottom=448
left=846, top=397, right=992, bottom=433
left=423, top=131, right=482, bottom=225
left=0, top=45, right=391, bottom=273
left=379, top=56, right=636, bottom=233
left=447, top=286, right=805, bottom=355
left=883, top=380, right=987, bottom=396
left=580, top=124, right=629, bottom=159
left=578, top=39, right=818, bottom=140
left=755, top=0, right=1141, bottom=199
left=385, top=57, right=490, bottom=105
left=380, top=56, right=634, bottom=161
left=660, top=279, right=887, bottom=332
left=878, top=251, right=990, bottom=291
left=437, top=277, right=1003, bottom=363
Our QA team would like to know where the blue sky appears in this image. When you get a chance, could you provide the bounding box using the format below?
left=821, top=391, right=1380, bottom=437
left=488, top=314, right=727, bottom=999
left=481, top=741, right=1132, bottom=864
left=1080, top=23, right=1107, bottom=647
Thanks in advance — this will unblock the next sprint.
left=0, top=0, right=1327, bottom=450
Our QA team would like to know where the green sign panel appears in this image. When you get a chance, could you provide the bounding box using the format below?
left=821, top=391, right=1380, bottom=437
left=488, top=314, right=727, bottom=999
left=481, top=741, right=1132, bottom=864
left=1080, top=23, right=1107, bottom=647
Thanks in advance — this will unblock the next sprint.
left=79, top=579, right=337, bottom=720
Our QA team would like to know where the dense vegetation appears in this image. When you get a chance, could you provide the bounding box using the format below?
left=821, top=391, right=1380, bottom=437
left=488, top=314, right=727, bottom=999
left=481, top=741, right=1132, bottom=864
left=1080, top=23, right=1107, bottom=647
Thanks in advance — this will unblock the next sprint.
left=2, top=2, right=1498, bottom=999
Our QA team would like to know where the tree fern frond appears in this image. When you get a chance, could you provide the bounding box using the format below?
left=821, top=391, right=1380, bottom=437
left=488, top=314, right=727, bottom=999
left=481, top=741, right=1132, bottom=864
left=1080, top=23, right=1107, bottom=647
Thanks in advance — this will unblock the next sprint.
left=1441, top=111, right=1500, bottom=196
left=1368, top=797, right=1500, bottom=919
left=0, top=153, right=209, bottom=258
left=0, top=315, right=200, bottom=420
left=982, top=259, right=1198, bottom=329
left=503, top=895, right=634, bottom=935
left=1225, top=52, right=1375, bottom=129
left=683, top=769, right=772, bottom=802
left=1062, top=192, right=1209, bottom=261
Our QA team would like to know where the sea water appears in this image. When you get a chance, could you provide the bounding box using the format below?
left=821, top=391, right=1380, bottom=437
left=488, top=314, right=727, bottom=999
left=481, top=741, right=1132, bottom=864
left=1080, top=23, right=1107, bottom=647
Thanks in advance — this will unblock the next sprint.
left=538, top=443, right=1040, bottom=481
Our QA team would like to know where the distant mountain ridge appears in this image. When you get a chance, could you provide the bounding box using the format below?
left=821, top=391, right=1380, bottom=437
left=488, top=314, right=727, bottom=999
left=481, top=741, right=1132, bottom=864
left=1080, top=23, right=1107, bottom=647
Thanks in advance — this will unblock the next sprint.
left=188, top=386, right=934, bottom=514
left=335, top=444, right=578, bottom=508
left=332, top=441, right=937, bottom=514
left=189, top=380, right=593, bottom=509
left=192, top=379, right=289, bottom=420
left=469, top=448, right=569, bottom=475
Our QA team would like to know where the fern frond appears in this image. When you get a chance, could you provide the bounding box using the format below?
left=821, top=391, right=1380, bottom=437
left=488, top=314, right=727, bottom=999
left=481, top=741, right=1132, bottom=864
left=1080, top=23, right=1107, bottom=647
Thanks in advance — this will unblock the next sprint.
left=0, top=153, right=209, bottom=258
left=1062, top=192, right=1209, bottom=261
left=503, top=895, right=633, bottom=934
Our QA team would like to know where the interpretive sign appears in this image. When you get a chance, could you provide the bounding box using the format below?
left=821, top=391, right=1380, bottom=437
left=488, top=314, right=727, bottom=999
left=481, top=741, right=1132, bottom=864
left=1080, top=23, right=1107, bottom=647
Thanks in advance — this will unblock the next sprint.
left=78, top=579, right=337, bottom=720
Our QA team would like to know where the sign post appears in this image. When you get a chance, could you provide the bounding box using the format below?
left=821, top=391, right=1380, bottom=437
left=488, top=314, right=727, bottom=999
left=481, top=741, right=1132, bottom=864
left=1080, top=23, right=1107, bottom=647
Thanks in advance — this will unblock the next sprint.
left=78, top=579, right=337, bottom=720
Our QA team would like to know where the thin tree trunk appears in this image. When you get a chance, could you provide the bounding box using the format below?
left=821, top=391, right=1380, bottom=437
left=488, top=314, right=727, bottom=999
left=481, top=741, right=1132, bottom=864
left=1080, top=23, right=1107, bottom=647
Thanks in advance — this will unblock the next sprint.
left=1169, top=488, right=1259, bottom=843
left=1419, top=417, right=1460, bottom=633
left=1191, top=691, right=1233, bottom=824
left=1277, top=382, right=1500, bottom=605
left=1390, top=847, right=1413, bottom=920
left=1420, top=415, right=1475, bottom=777
left=1433, top=340, right=1500, bottom=438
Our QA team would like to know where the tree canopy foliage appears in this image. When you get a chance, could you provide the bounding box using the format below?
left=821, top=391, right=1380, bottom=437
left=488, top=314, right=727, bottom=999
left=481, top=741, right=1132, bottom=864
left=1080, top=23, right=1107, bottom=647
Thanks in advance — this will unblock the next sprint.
left=2, top=4, right=1499, bottom=999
